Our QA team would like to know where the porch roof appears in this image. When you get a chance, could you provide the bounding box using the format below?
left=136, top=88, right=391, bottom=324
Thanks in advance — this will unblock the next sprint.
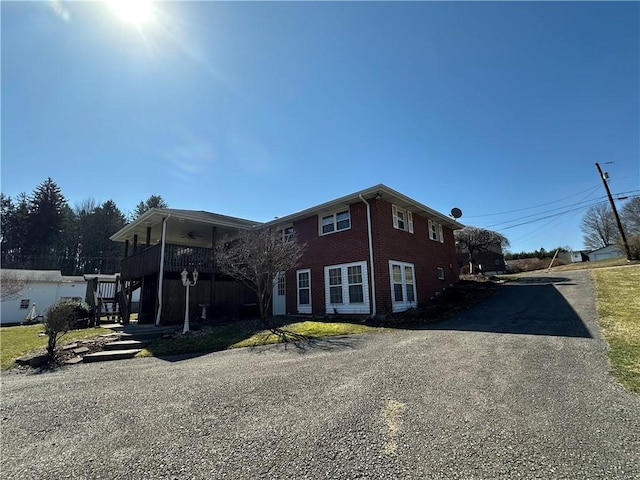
left=110, top=209, right=261, bottom=246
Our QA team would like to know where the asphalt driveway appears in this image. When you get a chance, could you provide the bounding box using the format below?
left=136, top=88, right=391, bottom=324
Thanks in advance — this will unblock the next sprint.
left=2, top=270, right=639, bottom=479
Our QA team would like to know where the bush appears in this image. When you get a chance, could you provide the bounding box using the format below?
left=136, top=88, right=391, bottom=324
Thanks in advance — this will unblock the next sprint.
left=44, top=300, right=91, bottom=358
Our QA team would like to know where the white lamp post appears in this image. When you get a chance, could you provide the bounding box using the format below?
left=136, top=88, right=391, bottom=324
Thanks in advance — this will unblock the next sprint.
left=180, top=268, right=199, bottom=334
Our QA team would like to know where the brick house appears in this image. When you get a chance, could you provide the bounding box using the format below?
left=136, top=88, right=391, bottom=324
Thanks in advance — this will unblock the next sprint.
left=110, top=184, right=463, bottom=324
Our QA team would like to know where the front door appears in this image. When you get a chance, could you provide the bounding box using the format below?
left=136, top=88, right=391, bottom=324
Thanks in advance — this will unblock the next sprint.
left=272, top=272, right=286, bottom=316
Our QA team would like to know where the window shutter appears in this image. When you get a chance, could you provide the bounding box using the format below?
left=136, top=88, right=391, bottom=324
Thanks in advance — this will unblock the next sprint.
left=392, top=205, right=399, bottom=229
left=407, top=211, right=414, bottom=233
left=438, top=224, right=444, bottom=243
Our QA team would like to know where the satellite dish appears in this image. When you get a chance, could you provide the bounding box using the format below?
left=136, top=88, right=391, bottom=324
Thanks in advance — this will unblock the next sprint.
left=450, top=208, right=463, bottom=219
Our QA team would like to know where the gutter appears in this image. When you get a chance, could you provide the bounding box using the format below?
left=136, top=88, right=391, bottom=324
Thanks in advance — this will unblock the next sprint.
left=359, top=194, right=377, bottom=317
left=155, top=215, right=170, bottom=326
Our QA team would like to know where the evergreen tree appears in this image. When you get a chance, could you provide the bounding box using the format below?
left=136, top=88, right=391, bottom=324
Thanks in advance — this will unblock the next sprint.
left=28, top=178, right=69, bottom=264
left=1, top=193, right=31, bottom=266
left=132, top=194, right=168, bottom=219
left=76, top=199, right=127, bottom=273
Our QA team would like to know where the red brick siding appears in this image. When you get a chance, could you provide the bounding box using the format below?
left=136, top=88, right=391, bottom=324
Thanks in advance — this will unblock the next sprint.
left=371, top=199, right=459, bottom=314
left=282, top=198, right=459, bottom=316
left=285, top=202, right=370, bottom=315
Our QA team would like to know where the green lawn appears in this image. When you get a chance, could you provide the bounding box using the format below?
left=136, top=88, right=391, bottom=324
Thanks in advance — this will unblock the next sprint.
left=138, top=320, right=379, bottom=358
left=0, top=324, right=111, bottom=370
left=592, top=265, right=640, bottom=394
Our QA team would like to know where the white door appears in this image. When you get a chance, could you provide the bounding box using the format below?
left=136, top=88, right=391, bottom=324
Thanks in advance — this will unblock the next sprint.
left=272, top=272, right=286, bottom=316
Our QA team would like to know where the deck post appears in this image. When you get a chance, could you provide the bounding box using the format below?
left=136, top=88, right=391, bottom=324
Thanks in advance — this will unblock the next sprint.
left=155, top=216, right=170, bottom=326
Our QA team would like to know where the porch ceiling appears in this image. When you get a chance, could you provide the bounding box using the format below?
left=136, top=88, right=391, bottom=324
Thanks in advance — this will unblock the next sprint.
left=110, top=209, right=260, bottom=247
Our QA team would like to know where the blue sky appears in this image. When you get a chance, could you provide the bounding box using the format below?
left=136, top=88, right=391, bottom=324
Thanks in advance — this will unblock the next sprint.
left=2, top=1, right=638, bottom=253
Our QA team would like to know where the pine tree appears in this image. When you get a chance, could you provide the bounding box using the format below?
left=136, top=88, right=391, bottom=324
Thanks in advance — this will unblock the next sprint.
left=28, top=178, right=69, bottom=269
left=132, top=194, right=168, bottom=219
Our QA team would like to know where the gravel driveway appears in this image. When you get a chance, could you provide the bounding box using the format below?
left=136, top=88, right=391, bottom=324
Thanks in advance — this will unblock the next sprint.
left=2, top=270, right=639, bottom=479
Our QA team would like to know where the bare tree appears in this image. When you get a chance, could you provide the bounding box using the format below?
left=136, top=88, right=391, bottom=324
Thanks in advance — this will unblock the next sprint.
left=454, top=226, right=510, bottom=274
left=0, top=271, right=29, bottom=302
left=215, top=228, right=305, bottom=323
left=619, top=196, right=640, bottom=260
left=581, top=203, right=618, bottom=250
left=620, top=196, right=640, bottom=236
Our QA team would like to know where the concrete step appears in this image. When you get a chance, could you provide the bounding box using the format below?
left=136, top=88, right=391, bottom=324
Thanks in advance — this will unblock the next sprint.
left=100, top=324, right=178, bottom=341
left=103, top=340, right=149, bottom=351
left=82, top=349, right=142, bottom=363
left=116, top=331, right=169, bottom=342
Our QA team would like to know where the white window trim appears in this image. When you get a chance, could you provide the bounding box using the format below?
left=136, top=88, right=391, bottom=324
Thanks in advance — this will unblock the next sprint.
left=392, top=205, right=414, bottom=233
left=428, top=220, right=444, bottom=243
left=437, top=267, right=445, bottom=281
left=389, top=260, right=417, bottom=313
left=297, top=269, right=312, bottom=314
left=324, top=261, right=369, bottom=314
left=319, top=209, right=351, bottom=236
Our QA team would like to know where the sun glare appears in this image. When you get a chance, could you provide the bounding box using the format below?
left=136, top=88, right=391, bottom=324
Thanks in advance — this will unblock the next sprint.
left=107, top=0, right=154, bottom=25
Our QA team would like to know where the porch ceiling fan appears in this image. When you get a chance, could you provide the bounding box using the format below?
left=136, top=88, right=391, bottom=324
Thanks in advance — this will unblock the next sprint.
left=181, top=231, right=202, bottom=240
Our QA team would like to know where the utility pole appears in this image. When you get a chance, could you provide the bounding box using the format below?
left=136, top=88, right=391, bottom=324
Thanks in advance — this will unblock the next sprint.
left=595, top=162, right=631, bottom=261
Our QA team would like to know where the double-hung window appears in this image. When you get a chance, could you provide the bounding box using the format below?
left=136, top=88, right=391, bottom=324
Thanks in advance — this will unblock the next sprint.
left=297, top=269, right=311, bottom=314
left=392, top=205, right=414, bottom=233
left=389, top=261, right=417, bottom=312
left=281, top=225, right=295, bottom=240
left=324, top=261, right=369, bottom=314
left=328, top=268, right=343, bottom=304
left=320, top=210, right=350, bottom=235
left=428, top=220, right=444, bottom=242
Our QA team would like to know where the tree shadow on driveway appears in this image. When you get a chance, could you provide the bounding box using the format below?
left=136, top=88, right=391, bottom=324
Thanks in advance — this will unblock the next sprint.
left=424, top=281, right=592, bottom=338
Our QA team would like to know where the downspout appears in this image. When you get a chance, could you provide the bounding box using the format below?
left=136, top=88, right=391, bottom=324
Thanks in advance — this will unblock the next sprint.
left=155, top=215, right=170, bottom=326
left=359, top=194, right=377, bottom=317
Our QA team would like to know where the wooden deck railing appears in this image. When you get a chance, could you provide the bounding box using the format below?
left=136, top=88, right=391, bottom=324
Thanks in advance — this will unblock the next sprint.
left=120, top=244, right=215, bottom=279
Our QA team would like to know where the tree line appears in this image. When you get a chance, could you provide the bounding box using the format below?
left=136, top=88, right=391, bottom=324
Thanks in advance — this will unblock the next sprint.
left=1, top=178, right=168, bottom=275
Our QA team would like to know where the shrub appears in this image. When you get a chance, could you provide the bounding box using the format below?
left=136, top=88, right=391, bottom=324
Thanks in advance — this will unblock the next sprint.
left=44, top=300, right=91, bottom=358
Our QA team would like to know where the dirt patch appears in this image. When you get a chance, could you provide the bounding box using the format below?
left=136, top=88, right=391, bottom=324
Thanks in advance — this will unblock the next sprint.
left=11, top=334, right=120, bottom=374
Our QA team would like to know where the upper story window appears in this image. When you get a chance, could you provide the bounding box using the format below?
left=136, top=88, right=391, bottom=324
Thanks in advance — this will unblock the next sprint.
left=428, top=220, right=444, bottom=243
left=280, top=225, right=295, bottom=240
left=392, top=205, right=414, bottom=233
left=320, top=209, right=350, bottom=235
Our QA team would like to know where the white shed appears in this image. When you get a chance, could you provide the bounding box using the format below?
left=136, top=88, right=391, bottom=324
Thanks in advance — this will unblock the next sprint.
left=0, top=270, right=86, bottom=326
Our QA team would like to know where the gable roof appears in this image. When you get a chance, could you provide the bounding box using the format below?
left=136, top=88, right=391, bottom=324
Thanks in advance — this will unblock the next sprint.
left=0, top=269, right=85, bottom=283
left=263, top=184, right=464, bottom=230
left=110, top=184, right=463, bottom=244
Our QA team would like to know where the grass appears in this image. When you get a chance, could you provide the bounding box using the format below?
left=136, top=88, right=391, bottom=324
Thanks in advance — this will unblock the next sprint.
left=137, top=320, right=379, bottom=358
left=0, top=324, right=111, bottom=370
left=592, top=265, right=640, bottom=394
left=551, top=257, right=635, bottom=272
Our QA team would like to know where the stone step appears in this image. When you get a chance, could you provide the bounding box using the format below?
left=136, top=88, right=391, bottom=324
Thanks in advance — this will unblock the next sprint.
left=82, top=349, right=142, bottom=363
left=103, top=340, right=149, bottom=351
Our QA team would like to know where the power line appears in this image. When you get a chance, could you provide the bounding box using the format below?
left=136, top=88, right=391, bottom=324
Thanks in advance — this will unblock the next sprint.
left=483, top=196, right=609, bottom=229
left=463, top=184, right=601, bottom=218
left=478, top=189, right=640, bottom=230
left=493, top=200, right=610, bottom=231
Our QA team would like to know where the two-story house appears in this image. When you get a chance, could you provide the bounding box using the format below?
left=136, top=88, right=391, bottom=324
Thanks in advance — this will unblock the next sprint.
left=110, top=184, right=463, bottom=324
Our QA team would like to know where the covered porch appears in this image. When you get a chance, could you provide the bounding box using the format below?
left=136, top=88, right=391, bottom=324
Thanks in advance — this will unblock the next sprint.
left=110, top=208, right=260, bottom=325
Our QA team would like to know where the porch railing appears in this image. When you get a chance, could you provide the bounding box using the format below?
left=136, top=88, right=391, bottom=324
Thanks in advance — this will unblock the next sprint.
left=120, top=243, right=215, bottom=279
